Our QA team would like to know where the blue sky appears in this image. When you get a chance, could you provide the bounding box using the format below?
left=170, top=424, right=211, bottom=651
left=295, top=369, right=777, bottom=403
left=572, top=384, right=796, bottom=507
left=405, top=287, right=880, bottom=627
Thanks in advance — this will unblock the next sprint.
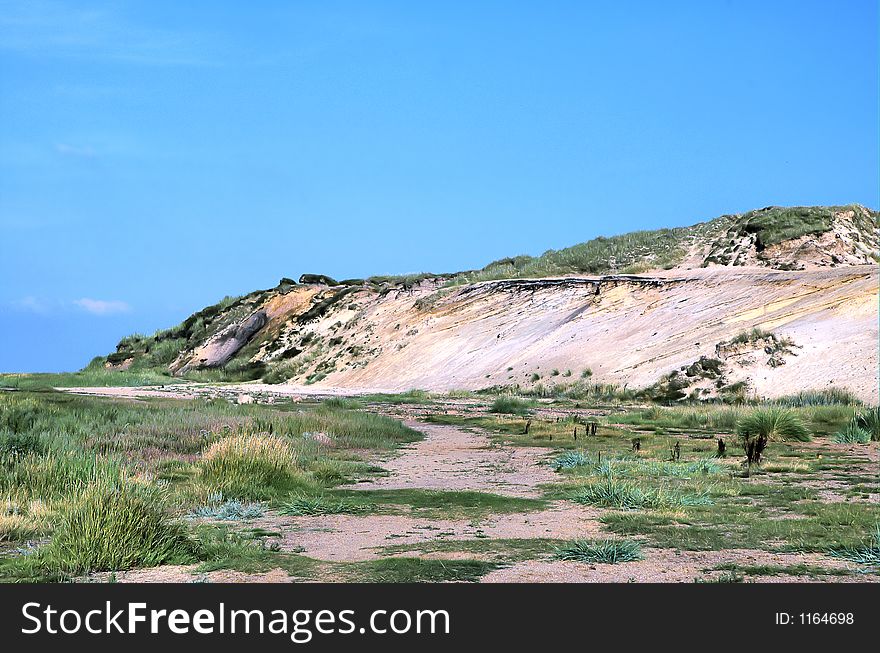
left=1, top=0, right=877, bottom=372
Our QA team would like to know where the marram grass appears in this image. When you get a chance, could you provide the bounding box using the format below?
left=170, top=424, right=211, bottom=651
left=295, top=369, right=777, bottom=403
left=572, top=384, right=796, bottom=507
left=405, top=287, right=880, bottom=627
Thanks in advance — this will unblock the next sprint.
left=199, top=433, right=312, bottom=499
left=5, top=484, right=195, bottom=579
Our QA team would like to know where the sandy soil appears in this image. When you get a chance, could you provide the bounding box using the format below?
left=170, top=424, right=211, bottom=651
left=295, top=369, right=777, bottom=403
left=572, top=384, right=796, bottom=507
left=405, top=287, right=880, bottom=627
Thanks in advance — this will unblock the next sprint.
left=366, top=420, right=557, bottom=497
left=482, top=549, right=867, bottom=583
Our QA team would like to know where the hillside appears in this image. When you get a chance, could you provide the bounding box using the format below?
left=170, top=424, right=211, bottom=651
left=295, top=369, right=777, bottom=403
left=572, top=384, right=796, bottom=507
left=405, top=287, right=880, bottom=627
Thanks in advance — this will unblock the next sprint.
left=102, top=204, right=879, bottom=403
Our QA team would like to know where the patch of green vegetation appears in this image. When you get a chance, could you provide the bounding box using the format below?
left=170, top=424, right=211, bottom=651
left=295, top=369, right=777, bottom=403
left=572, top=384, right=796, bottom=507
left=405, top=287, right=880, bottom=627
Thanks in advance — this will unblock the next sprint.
left=0, top=366, right=179, bottom=390
left=325, top=488, right=547, bottom=518
left=855, top=406, right=880, bottom=441
left=601, top=496, right=880, bottom=553
left=737, top=408, right=810, bottom=476
left=380, top=538, right=556, bottom=563
left=447, top=225, right=689, bottom=284
left=199, top=433, right=316, bottom=500
left=360, top=389, right=434, bottom=405
left=554, top=539, right=643, bottom=564
left=827, top=525, right=880, bottom=566
left=489, top=396, right=532, bottom=415
left=192, top=527, right=316, bottom=578
left=349, top=557, right=498, bottom=583
left=834, top=420, right=872, bottom=444
left=772, top=388, right=862, bottom=407
left=739, top=206, right=837, bottom=249
left=278, top=494, right=374, bottom=516
left=1, top=484, right=195, bottom=581
left=569, top=476, right=697, bottom=510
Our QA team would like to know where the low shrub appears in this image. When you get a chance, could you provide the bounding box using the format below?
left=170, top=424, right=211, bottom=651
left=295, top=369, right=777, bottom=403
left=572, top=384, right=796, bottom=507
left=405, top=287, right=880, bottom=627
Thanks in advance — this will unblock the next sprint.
left=569, top=477, right=668, bottom=510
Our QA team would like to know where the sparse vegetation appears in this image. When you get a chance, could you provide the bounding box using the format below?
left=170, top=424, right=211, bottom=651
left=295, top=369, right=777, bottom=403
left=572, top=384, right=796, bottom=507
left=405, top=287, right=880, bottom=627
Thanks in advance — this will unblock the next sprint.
left=555, top=539, right=643, bottom=564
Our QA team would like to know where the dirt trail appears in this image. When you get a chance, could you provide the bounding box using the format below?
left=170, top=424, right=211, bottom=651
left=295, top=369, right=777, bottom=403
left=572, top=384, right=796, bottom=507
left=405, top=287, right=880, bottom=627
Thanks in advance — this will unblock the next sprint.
left=367, top=420, right=557, bottom=497
left=273, top=420, right=601, bottom=562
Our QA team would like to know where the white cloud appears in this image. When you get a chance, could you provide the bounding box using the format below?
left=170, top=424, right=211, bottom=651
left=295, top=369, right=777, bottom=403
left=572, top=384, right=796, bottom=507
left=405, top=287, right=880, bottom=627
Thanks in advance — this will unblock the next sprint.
left=73, top=298, right=131, bottom=315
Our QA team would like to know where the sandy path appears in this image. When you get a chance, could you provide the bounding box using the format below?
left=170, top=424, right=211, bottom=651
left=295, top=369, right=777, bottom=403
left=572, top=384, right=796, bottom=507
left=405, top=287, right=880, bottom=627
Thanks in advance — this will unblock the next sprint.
left=261, top=420, right=601, bottom=562
left=367, top=420, right=557, bottom=498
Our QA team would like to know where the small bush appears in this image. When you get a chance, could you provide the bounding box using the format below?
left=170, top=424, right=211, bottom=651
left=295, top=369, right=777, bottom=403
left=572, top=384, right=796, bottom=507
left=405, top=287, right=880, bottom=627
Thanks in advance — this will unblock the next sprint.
left=737, top=408, right=809, bottom=476
left=555, top=539, right=643, bottom=564
left=550, top=451, right=593, bottom=471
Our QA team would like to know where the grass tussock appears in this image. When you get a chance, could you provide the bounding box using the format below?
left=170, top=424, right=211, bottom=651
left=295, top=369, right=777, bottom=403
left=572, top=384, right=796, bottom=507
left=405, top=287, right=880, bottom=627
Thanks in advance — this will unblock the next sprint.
left=855, top=407, right=880, bottom=441
left=278, top=493, right=374, bottom=516
left=489, top=396, right=532, bottom=415
left=3, top=484, right=195, bottom=580
left=555, top=539, right=643, bottom=564
left=827, top=525, right=880, bottom=566
left=833, top=421, right=872, bottom=444
left=737, top=408, right=809, bottom=475
left=199, top=433, right=310, bottom=500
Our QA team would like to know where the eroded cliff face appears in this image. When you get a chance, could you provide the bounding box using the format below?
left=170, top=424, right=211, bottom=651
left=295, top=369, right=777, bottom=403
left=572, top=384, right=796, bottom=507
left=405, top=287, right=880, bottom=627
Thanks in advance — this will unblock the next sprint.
left=163, top=265, right=878, bottom=404
left=107, top=205, right=878, bottom=402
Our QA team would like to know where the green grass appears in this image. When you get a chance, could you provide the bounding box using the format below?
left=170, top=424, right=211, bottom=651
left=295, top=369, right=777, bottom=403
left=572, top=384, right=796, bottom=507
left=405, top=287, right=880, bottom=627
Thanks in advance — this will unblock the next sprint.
left=569, top=477, right=670, bottom=510
left=772, top=388, right=862, bottom=407
left=855, top=407, right=880, bottom=441
left=350, top=557, right=498, bottom=583
left=554, top=539, right=643, bottom=564
left=827, top=525, right=880, bottom=566
left=380, top=538, right=556, bottom=563
left=0, top=368, right=179, bottom=390
left=709, top=563, right=855, bottom=579
left=1, top=484, right=196, bottom=581
left=192, top=527, right=317, bottom=578
left=198, top=433, right=315, bottom=500
left=834, top=420, right=872, bottom=444
left=359, top=389, right=434, bottom=405
left=488, top=396, right=532, bottom=415
left=0, top=390, right=426, bottom=580
left=278, top=493, right=374, bottom=516
left=322, top=488, right=547, bottom=518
